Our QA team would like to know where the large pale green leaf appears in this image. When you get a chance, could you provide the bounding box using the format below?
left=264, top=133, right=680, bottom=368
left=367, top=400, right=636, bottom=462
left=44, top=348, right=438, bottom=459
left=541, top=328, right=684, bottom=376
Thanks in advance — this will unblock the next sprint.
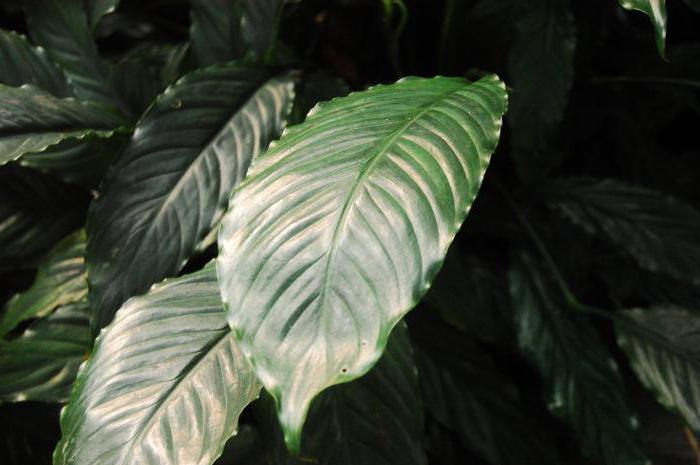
left=510, top=252, right=647, bottom=465
left=54, top=264, right=261, bottom=465
left=507, top=0, right=575, bottom=181
left=217, top=75, right=507, bottom=450
left=0, top=302, right=90, bottom=403
left=0, top=165, right=88, bottom=269
left=0, top=230, right=86, bottom=337
left=620, top=0, right=667, bottom=58
left=260, top=322, right=426, bottom=465
left=617, top=306, right=700, bottom=431
left=190, top=0, right=245, bottom=66
left=0, top=29, right=70, bottom=97
left=0, top=84, right=126, bottom=165
left=87, top=63, right=295, bottom=335
left=412, top=316, right=561, bottom=465
left=543, top=177, right=700, bottom=285
left=24, top=0, right=128, bottom=114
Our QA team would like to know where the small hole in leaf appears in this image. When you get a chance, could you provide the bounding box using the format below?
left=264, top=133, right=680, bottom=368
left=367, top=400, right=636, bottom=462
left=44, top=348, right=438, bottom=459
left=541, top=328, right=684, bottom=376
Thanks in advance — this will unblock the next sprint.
left=341, top=368, right=348, bottom=374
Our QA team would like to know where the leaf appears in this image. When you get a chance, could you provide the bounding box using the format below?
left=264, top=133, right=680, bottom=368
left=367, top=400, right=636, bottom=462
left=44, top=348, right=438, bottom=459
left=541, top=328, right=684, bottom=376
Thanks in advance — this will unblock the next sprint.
left=54, top=263, right=262, bottom=465
left=683, top=0, right=700, bottom=13
left=85, top=0, right=120, bottom=29
left=0, top=29, right=71, bottom=97
left=620, top=0, right=667, bottom=58
left=617, top=306, right=700, bottom=431
left=0, top=84, right=126, bottom=165
left=261, top=322, right=426, bottom=465
left=412, top=316, right=562, bottom=465
left=0, top=165, right=88, bottom=270
left=543, top=177, right=700, bottom=285
left=217, top=74, right=507, bottom=450
left=507, top=0, right=575, bottom=182
left=24, top=0, right=128, bottom=114
left=510, top=251, right=648, bottom=465
left=240, top=0, right=287, bottom=59
left=87, top=63, right=295, bottom=335
left=0, top=301, right=91, bottom=403
left=19, top=136, right=124, bottom=187
left=0, top=230, right=86, bottom=337
left=190, top=0, right=245, bottom=66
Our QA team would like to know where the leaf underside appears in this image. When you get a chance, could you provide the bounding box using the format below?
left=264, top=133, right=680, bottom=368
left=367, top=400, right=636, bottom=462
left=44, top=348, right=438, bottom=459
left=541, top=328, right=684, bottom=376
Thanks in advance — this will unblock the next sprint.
left=217, top=74, right=507, bottom=450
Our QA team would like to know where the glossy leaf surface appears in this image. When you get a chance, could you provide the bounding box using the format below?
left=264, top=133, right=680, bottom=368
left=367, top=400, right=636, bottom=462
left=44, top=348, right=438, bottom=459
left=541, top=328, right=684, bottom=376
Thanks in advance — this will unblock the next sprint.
left=0, top=230, right=86, bottom=337
left=510, top=252, right=647, bottom=465
left=217, top=75, right=507, bottom=449
left=85, top=0, right=120, bottom=28
left=87, top=63, right=295, bottom=335
left=0, top=29, right=70, bottom=97
left=54, top=264, right=261, bottom=465
left=617, top=306, right=700, bottom=431
left=620, top=0, right=667, bottom=57
left=0, top=84, right=125, bottom=165
left=0, top=302, right=90, bottom=403
left=544, top=177, right=700, bottom=285
left=262, top=322, right=426, bottom=465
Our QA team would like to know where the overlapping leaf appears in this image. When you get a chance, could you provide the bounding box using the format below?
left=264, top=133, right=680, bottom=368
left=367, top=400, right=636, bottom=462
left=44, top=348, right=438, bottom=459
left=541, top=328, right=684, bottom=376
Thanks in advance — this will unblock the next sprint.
left=510, top=252, right=647, bottom=465
left=0, top=84, right=126, bottom=165
left=54, top=264, right=261, bottom=465
left=190, top=0, right=245, bottom=66
left=543, top=177, right=700, bottom=285
left=0, top=302, right=91, bottom=403
left=85, top=0, right=120, bottom=29
left=413, top=317, right=561, bottom=465
left=24, top=0, right=127, bottom=114
left=87, top=63, right=295, bottom=335
left=0, top=230, right=86, bottom=337
left=240, top=0, right=286, bottom=59
left=619, top=0, right=667, bottom=57
left=260, top=323, right=426, bottom=465
left=507, top=0, right=575, bottom=181
left=0, top=165, right=88, bottom=269
left=617, top=306, right=700, bottom=431
left=217, top=75, right=507, bottom=449
left=0, top=29, right=70, bottom=97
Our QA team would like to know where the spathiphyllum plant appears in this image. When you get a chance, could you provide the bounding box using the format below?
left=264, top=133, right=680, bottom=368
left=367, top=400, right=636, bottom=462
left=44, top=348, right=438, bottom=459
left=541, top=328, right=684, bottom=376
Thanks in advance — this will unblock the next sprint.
left=1, top=0, right=700, bottom=464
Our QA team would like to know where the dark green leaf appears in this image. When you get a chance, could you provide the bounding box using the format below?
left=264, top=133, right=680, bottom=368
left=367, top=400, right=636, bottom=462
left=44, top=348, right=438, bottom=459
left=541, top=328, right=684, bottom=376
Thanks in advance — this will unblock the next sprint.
left=683, top=0, right=700, bottom=13
left=262, top=323, right=426, bottom=465
left=413, top=318, right=562, bottom=465
left=0, top=302, right=90, bottom=403
left=510, top=252, right=647, bottom=465
left=507, top=0, right=575, bottom=182
left=24, top=0, right=128, bottom=114
left=543, top=177, right=700, bottom=285
left=87, top=63, right=296, bottom=335
left=217, top=75, right=507, bottom=450
left=54, top=264, right=261, bottom=465
left=19, top=136, right=124, bottom=187
left=0, top=84, right=127, bottom=165
left=84, top=0, right=120, bottom=29
left=109, top=60, right=165, bottom=116
left=619, top=0, right=667, bottom=58
left=190, top=0, right=245, bottom=66
left=0, top=230, right=86, bottom=337
left=240, top=0, right=286, bottom=59
left=0, top=165, right=88, bottom=269
left=0, top=29, right=71, bottom=97
left=617, top=306, right=700, bottom=431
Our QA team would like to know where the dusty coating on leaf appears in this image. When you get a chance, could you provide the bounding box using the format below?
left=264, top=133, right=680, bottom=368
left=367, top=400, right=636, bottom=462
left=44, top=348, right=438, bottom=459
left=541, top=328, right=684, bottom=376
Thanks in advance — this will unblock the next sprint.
left=217, top=74, right=507, bottom=452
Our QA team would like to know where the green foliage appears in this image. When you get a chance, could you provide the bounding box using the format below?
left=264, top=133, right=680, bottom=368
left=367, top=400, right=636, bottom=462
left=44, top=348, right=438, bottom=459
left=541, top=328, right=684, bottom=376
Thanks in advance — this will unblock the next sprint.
left=0, top=1, right=698, bottom=464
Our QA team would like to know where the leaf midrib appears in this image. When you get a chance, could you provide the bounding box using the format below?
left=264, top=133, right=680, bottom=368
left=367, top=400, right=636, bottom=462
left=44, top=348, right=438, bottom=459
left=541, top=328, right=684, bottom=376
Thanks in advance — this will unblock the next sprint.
left=315, top=85, right=466, bottom=335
